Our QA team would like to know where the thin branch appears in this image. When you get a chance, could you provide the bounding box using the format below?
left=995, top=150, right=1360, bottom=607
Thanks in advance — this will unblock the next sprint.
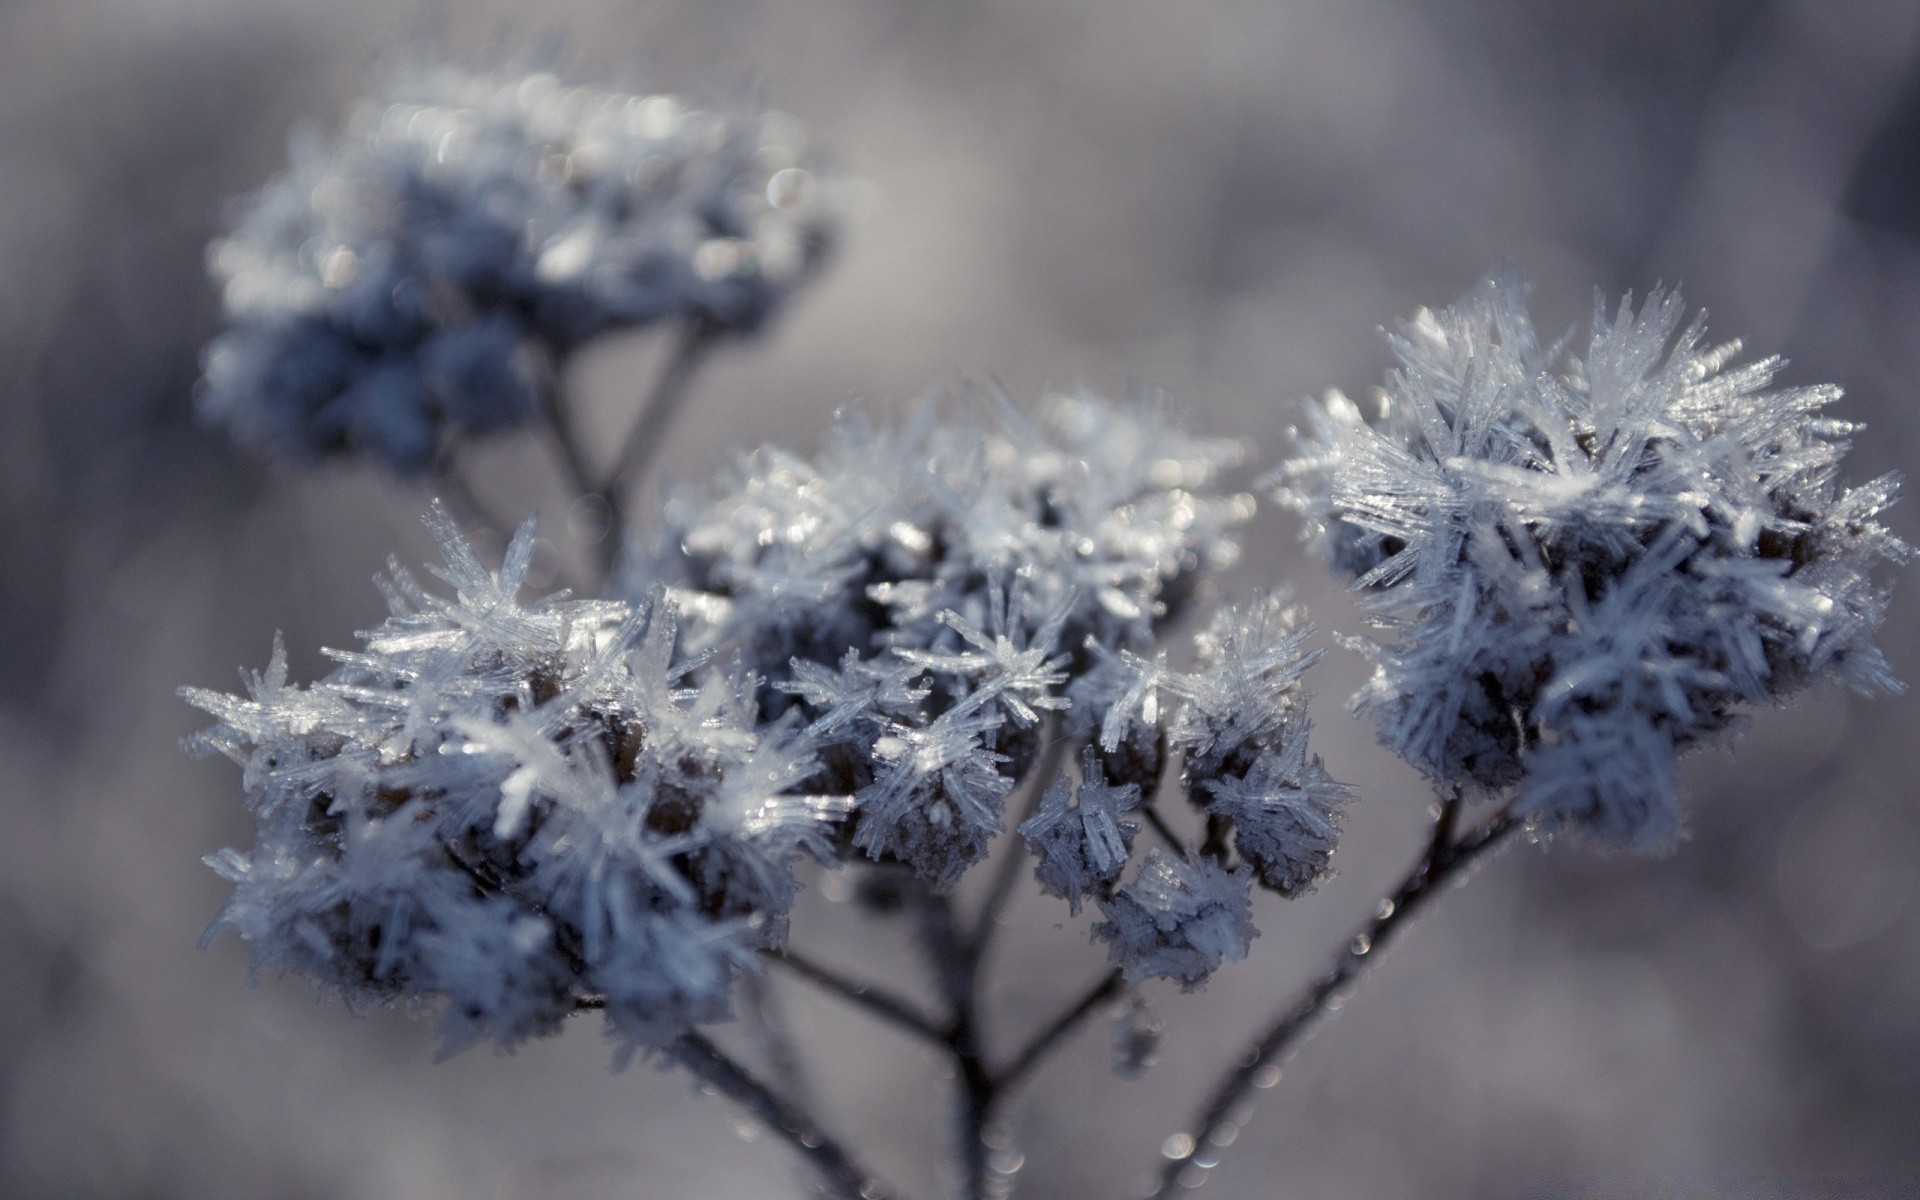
left=767, top=949, right=948, bottom=1048
left=431, top=447, right=515, bottom=547
left=1145, top=803, right=1522, bottom=1199
left=995, top=969, right=1125, bottom=1093
left=1140, top=804, right=1187, bottom=856
left=673, top=1029, right=902, bottom=1200
left=604, top=319, right=721, bottom=504
left=971, top=721, right=1072, bottom=949
left=741, top=969, right=813, bottom=1111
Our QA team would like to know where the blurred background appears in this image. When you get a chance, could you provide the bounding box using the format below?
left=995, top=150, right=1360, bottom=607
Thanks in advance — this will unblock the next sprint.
left=4, top=0, right=1920, bottom=1196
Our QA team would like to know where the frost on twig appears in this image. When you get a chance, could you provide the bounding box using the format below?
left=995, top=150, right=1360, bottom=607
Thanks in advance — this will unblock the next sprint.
left=1274, top=268, right=1910, bottom=849
left=199, top=61, right=840, bottom=470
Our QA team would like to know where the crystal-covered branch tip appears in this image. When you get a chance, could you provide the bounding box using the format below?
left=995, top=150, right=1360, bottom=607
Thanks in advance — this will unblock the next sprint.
left=183, top=505, right=849, bottom=1055
left=199, top=61, right=842, bottom=470
left=1272, top=268, right=1911, bottom=849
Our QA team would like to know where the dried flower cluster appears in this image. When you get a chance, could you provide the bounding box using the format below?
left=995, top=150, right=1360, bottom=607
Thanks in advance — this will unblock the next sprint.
left=1274, top=271, right=1909, bottom=848
left=185, top=507, right=849, bottom=1054
left=187, top=389, right=1359, bottom=1054
left=183, top=56, right=1913, bottom=1188
left=198, top=63, right=837, bottom=471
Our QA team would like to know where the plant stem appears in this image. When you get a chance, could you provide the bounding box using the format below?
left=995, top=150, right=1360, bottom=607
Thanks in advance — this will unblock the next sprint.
left=673, top=1029, right=901, bottom=1200
left=604, top=319, right=720, bottom=516
left=768, top=949, right=949, bottom=1048
left=972, top=722, right=1071, bottom=950
left=1144, top=799, right=1521, bottom=1199
left=1139, top=804, right=1187, bottom=856
left=996, top=969, right=1125, bottom=1092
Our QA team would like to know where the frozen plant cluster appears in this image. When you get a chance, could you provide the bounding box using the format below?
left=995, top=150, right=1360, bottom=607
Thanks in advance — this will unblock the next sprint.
left=641, top=390, right=1345, bottom=944
left=1274, top=270, right=1910, bottom=849
left=198, top=62, right=838, bottom=471
left=187, top=389, right=1361, bottom=1059
left=184, top=506, right=850, bottom=1054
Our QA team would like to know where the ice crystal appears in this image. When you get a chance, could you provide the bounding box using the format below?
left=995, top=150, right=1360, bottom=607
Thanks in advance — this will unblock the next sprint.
left=1068, top=593, right=1348, bottom=895
left=1018, top=748, right=1141, bottom=914
left=184, top=505, right=849, bottom=1053
left=648, top=388, right=1260, bottom=884
left=200, top=62, right=839, bottom=470
left=1273, top=269, right=1910, bottom=849
left=1093, top=849, right=1256, bottom=989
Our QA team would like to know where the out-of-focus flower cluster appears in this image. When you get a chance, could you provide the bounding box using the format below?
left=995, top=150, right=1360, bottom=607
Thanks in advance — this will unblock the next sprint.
left=184, top=505, right=848, bottom=1054
left=199, top=63, right=839, bottom=471
left=1274, top=270, right=1909, bottom=849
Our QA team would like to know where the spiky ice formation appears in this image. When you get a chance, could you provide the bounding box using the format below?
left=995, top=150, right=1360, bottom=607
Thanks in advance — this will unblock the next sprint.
left=1272, top=269, right=1909, bottom=849
left=183, top=505, right=848, bottom=1054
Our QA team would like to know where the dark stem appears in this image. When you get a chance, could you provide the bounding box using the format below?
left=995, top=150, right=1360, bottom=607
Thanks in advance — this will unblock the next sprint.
left=907, top=886, right=996, bottom=1200
left=972, top=722, right=1071, bottom=950
left=741, top=969, right=813, bottom=1112
left=431, top=443, right=514, bottom=547
left=996, top=969, right=1125, bottom=1092
left=672, top=1029, right=901, bottom=1200
left=533, top=349, right=622, bottom=582
left=603, top=320, right=721, bottom=519
left=767, top=949, right=949, bottom=1048
left=1140, top=804, right=1188, bottom=856
left=1145, top=802, right=1522, bottom=1199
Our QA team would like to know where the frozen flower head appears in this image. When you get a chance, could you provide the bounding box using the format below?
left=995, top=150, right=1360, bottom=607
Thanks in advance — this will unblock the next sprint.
left=199, top=61, right=840, bottom=470
left=183, top=505, right=848, bottom=1054
left=1092, top=850, right=1256, bottom=990
left=1273, top=269, right=1910, bottom=849
left=644, top=387, right=1257, bottom=884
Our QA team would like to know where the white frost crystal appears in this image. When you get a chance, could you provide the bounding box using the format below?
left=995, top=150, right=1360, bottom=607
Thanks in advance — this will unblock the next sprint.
left=1093, top=849, right=1256, bottom=989
left=185, top=505, right=848, bottom=1053
left=1273, top=270, right=1910, bottom=848
left=1019, top=748, right=1142, bottom=914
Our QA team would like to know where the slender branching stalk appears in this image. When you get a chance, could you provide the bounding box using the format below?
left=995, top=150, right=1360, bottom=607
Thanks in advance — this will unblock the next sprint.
left=972, top=722, right=1070, bottom=950
left=604, top=320, right=722, bottom=521
left=997, top=969, right=1125, bottom=1093
left=768, top=949, right=949, bottom=1049
left=673, top=1029, right=903, bottom=1200
left=1144, top=795, right=1522, bottom=1198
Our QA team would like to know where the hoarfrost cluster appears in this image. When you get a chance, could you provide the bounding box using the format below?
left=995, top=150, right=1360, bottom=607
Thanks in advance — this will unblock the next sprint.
left=198, top=62, right=838, bottom=471
left=1274, top=270, right=1910, bottom=849
left=181, top=58, right=1913, bottom=1183
left=185, top=505, right=849, bottom=1054
left=189, top=389, right=1357, bottom=1053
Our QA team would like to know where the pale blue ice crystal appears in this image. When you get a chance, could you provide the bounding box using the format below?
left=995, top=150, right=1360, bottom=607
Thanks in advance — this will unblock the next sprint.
left=1273, top=270, right=1910, bottom=849
left=1019, top=748, right=1141, bottom=915
left=190, top=390, right=1336, bottom=1028
left=199, top=62, right=839, bottom=470
left=1069, top=593, right=1349, bottom=896
left=644, top=388, right=1265, bottom=888
left=183, top=505, right=848, bottom=1054
left=1092, top=849, right=1256, bottom=989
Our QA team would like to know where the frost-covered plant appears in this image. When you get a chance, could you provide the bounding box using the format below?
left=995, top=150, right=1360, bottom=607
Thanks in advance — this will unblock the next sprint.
left=199, top=61, right=837, bottom=471
left=183, top=505, right=851, bottom=1055
left=1272, top=270, right=1909, bottom=849
left=187, top=381, right=1357, bottom=1198
left=184, top=115, right=1908, bottom=1200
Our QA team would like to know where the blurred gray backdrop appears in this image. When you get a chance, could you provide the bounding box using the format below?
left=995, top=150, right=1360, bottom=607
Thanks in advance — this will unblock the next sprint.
left=3, top=0, right=1919, bottom=1197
